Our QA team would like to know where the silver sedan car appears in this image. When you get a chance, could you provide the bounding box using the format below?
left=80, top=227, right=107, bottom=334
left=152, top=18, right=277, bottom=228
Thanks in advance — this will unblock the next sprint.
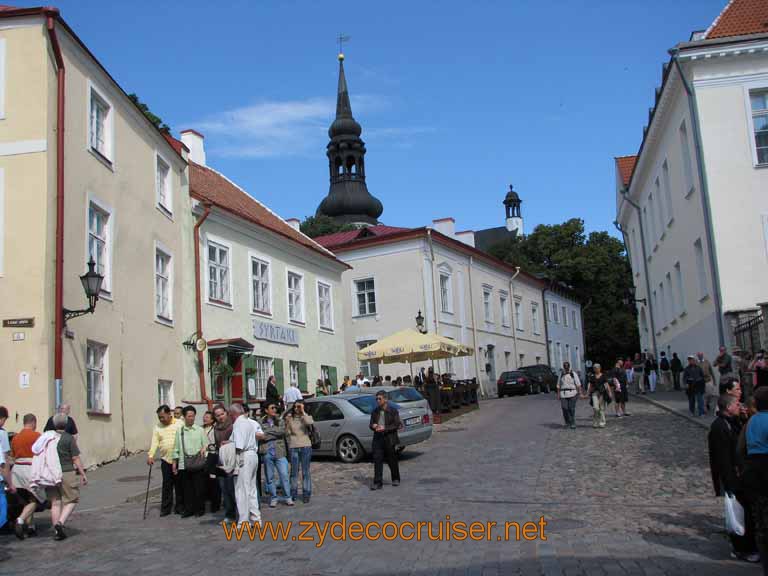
left=303, top=393, right=433, bottom=463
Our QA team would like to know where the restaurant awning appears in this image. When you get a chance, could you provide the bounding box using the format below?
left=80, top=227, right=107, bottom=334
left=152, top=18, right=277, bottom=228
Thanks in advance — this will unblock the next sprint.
left=206, top=337, right=254, bottom=353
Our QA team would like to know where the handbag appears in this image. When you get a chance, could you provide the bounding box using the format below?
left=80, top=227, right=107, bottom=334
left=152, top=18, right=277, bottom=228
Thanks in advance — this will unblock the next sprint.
left=308, top=424, right=321, bottom=450
left=724, top=492, right=745, bottom=536
left=181, top=428, right=207, bottom=472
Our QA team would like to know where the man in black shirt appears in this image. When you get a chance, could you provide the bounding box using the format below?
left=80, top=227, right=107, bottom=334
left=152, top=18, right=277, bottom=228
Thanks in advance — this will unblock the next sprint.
left=43, top=404, right=78, bottom=437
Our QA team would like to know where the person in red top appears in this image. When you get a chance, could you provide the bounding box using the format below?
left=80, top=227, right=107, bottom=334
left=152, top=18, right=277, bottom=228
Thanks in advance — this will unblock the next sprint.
left=11, top=414, right=42, bottom=539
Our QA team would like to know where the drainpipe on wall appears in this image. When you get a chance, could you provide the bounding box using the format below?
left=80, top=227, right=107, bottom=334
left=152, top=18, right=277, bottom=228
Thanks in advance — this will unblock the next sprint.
left=467, top=256, right=485, bottom=398
left=619, top=192, right=658, bottom=354
left=193, top=203, right=213, bottom=409
left=542, top=286, right=552, bottom=368
left=47, top=11, right=66, bottom=409
left=426, top=229, right=440, bottom=334
left=670, top=51, right=726, bottom=348
left=509, top=267, right=521, bottom=369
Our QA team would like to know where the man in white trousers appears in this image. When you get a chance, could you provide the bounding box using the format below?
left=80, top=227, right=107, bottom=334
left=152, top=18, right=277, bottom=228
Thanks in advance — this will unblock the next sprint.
left=230, top=403, right=264, bottom=526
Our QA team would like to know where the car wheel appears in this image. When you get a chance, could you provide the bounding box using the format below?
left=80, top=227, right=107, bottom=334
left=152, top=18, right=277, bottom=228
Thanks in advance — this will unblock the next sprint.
left=336, top=435, right=364, bottom=464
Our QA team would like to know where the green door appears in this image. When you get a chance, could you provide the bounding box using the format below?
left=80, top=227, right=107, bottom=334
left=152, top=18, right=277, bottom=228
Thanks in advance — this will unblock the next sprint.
left=273, top=358, right=284, bottom=395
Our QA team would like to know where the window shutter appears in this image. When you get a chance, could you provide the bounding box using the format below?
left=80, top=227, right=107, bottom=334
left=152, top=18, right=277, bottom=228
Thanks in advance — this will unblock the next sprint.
left=273, top=358, right=284, bottom=395
left=328, top=366, right=338, bottom=393
left=298, top=362, right=308, bottom=392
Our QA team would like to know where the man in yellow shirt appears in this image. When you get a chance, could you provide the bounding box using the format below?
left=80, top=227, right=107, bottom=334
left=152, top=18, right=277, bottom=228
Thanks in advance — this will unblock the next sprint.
left=147, top=405, right=183, bottom=516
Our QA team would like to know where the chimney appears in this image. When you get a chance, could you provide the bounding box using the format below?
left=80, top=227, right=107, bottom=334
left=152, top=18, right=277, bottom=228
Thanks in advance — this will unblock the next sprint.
left=455, top=230, right=475, bottom=248
left=286, top=218, right=301, bottom=231
left=432, top=217, right=455, bottom=238
left=180, top=129, right=206, bottom=166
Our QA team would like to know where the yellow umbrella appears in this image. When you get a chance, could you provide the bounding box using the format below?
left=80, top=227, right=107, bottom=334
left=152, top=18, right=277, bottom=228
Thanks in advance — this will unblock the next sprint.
left=357, top=328, right=473, bottom=365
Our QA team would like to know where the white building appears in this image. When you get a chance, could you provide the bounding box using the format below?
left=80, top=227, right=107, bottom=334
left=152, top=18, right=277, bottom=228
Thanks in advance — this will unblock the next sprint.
left=543, top=283, right=586, bottom=377
left=180, top=131, right=350, bottom=407
left=615, top=0, right=768, bottom=357
left=315, top=218, right=548, bottom=397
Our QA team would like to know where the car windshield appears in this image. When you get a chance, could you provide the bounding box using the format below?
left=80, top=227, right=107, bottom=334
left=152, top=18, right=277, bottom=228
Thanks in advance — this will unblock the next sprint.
left=500, top=371, right=525, bottom=379
left=348, top=396, right=401, bottom=414
left=388, top=388, right=423, bottom=402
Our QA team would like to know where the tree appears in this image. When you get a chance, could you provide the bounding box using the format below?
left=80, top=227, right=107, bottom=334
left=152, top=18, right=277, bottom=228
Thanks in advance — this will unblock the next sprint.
left=490, top=218, right=639, bottom=366
left=127, top=93, right=170, bottom=133
left=300, top=215, right=356, bottom=238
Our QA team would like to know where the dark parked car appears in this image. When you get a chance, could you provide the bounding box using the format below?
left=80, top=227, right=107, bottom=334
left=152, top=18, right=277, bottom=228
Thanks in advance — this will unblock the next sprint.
left=497, top=370, right=537, bottom=397
left=520, top=364, right=558, bottom=394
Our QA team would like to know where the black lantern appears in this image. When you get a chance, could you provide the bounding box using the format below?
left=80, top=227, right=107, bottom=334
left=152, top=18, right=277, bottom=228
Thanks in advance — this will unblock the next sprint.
left=622, top=285, right=647, bottom=308
left=63, top=259, right=104, bottom=324
left=415, top=310, right=426, bottom=334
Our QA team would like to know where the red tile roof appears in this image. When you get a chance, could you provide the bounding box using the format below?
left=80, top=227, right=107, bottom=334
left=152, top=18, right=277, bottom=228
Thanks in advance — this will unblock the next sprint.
left=189, top=162, right=347, bottom=268
left=314, top=225, right=411, bottom=250
left=163, top=132, right=188, bottom=156
left=706, top=0, right=768, bottom=39
left=615, top=155, right=638, bottom=188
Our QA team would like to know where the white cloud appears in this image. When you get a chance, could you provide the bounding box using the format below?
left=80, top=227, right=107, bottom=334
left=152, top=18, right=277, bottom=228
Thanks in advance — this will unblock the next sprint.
left=189, top=94, right=428, bottom=159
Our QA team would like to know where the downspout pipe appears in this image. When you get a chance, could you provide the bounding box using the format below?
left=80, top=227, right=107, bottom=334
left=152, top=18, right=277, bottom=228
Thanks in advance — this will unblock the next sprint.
left=509, top=267, right=520, bottom=368
left=194, top=203, right=213, bottom=409
left=426, top=229, right=439, bottom=334
left=670, top=51, right=726, bottom=348
left=542, top=286, right=552, bottom=368
left=47, top=12, right=65, bottom=408
left=619, top=191, right=658, bottom=354
left=467, top=256, right=484, bottom=398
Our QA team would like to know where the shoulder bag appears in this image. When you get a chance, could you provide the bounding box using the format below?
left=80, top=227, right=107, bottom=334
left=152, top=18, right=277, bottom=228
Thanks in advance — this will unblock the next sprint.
left=181, top=427, right=207, bottom=472
left=308, top=423, right=321, bottom=450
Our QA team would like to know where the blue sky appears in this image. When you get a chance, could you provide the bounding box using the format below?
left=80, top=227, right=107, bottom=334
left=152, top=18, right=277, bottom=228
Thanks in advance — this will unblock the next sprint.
left=27, top=0, right=726, bottom=235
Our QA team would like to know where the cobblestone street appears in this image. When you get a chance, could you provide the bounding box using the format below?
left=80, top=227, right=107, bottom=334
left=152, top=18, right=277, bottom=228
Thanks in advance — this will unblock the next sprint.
left=0, top=394, right=759, bottom=576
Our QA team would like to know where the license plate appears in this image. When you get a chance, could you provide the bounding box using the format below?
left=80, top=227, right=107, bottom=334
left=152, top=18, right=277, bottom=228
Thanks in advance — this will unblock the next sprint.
left=405, top=416, right=420, bottom=426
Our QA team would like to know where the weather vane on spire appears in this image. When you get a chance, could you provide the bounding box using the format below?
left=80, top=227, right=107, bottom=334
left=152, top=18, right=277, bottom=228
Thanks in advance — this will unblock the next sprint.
left=337, top=33, right=350, bottom=60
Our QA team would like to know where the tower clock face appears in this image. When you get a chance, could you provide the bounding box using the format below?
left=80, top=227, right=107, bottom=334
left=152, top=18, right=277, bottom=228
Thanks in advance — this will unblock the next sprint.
left=507, top=217, right=523, bottom=234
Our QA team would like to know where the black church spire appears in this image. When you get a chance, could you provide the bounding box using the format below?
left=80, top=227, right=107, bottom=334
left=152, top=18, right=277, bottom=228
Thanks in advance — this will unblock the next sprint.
left=316, top=53, right=383, bottom=225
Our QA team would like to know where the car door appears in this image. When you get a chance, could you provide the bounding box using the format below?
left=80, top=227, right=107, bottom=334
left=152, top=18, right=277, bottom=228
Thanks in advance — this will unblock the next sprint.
left=311, top=401, right=345, bottom=452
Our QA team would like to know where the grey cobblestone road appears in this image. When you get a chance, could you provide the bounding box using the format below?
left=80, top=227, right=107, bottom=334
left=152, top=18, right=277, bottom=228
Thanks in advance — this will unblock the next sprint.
left=0, top=394, right=760, bottom=576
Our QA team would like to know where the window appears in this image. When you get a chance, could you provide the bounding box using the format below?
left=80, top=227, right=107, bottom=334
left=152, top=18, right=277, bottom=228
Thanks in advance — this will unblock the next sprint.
left=555, top=342, right=562, bottom=368
left=500, top=293, right=510, bottom=326
left=514, top=299, right=524, bottom=331
left=86, top=341, right=108, bottom=413
left=652, top=290, right=660, bottom=334
left=571, top=310, right=577, bottom=330
left=444, top=356, right=454, bottom=375
left=575, top=346, right=581, bottom=372
left=674, top=262, right=686, bottom=316
left=156, top=155, right=172, bottom=214
left=562, top=306, right=568, bottom=327
left=289, top=360, right=307, bottom=392
left=155, top=247, right=172, bottom=321
left=659, top=281, right=667, bottom=328
left=313, top=402, right=344, bottom=422
left=544, top=301, right=550, bottom=321
left=531, top=303, right=540, bottom=334
left=694, top=238, right=708, bottom=300
left=654, top=179, right=666, bottom=237
left=483, top=287, right=493, bottom=322
left=504, top=351, right=511, bottom=368
left=250, top=357, right=271, bottom=401
left=551, top=302, right=559, bottom=323
left=750, top=90, right=768, bottom=165
left=158, top=379, right=174, bottom=407
left=317, top=281, right=333, bottom=331
left=355, top=278, right=376, bottom=316
left=631, top=228, right=640, bottom=273
left=251, top=257, right=271, bottom=314
left=680, top=121, right=695, bottom=196
left=662, top=160, right=673, bottom=225
left=287, top=271, right=304, bottom=323
left=548, top=341, right=554, bottom=368
left=208, top=241, right=230, bottom=304
left=439, top=273, right=452, bottom=313
left=89, top=87, right=112, bottom=161
left=88, top=201, right=111, bottom=293
left=565, top=344, right=571, bottom=366
left=357, top=340, right=379, bottom=379
left=518, top=353, right=525, bottom=367
left=642, top=206, right=651, bottom=255
left=665, top=272, right=674, bottom=323
left=647, top=195, right=657, bottom=246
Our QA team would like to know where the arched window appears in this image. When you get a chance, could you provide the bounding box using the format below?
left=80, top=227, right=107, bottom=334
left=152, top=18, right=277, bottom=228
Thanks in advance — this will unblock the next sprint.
left=335, top=157, right=343, bottom=175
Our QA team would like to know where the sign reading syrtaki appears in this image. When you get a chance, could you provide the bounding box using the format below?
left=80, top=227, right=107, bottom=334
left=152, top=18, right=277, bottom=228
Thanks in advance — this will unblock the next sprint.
left=252, top=319, right=299, bottom=347
left=3, top=318, right=34, bottom=328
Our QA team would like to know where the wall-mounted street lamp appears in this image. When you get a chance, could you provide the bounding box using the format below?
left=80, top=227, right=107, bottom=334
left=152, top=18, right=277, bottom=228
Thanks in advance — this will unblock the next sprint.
left=63, top=259, right=104, bottom=325
left=415, top=310, right=427, bottom=334
left=622, top=286, right=647, bottom=308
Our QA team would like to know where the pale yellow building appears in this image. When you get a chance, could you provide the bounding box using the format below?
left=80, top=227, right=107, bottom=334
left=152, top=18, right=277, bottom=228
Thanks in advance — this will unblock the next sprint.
left=0, top=7, right=190, bottom=464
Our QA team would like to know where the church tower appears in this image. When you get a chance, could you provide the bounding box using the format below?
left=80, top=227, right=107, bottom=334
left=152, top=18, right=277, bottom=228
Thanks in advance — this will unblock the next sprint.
left=316, top=53, right=383, bottom=225
left=504, top=185, right=523, bottom=236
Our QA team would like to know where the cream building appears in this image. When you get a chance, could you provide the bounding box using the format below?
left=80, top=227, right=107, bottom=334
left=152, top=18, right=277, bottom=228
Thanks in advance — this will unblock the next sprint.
left=315, top=218, right=548, bottom=397
left=180, top=131, right=349, bottom=406
left=0, top=7, right=190, bottom=463
left=615, top=0, right=768, bottom=358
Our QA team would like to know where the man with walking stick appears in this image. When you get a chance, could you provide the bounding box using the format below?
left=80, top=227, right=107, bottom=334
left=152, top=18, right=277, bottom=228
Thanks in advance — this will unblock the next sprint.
left=147, top=405, right=183, bottom=516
